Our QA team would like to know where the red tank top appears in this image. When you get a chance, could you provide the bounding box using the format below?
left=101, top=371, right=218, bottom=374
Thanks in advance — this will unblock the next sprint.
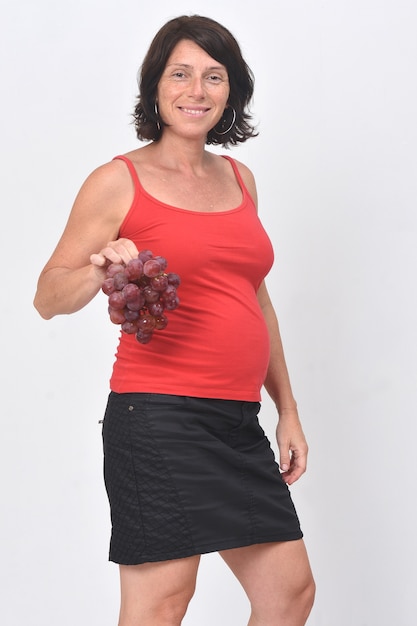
left=109, top=154, right=274, bottom=401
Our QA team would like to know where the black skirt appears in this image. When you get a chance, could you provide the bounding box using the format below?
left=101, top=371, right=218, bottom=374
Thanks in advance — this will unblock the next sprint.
left=102, top=392, right=303, bottom=565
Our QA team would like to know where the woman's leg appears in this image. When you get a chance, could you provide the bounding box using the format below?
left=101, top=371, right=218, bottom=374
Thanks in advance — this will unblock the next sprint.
left=219, top=540, right=315, bottom=626
left=118, top=555, right=200, bottom=626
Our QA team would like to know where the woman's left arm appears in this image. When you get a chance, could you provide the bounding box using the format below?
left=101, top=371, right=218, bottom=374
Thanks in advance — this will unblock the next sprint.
left=257, top=281, right=309, bottom=485
left=234, top=159, right=309, bottom=484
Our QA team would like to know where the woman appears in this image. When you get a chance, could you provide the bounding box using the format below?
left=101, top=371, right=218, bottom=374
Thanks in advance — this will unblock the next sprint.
left=34, top=15, right=315, bottom=626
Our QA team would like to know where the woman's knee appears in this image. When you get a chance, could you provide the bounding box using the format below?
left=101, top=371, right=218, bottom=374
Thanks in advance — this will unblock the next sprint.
left=250, top=569, right=315, bottom=625
left=220, top=540, right=315, bottom=624
left=273, top=553, right=315, bottom=621
left=294, top=568, right=316, bottom=619
left=155, top=586, right=196, bottom=624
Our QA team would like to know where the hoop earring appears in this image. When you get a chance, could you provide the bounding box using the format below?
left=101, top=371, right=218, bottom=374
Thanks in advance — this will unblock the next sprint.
left=214, top=107, right=236, bottom=135
left=154, top=101, right=161, bottom=131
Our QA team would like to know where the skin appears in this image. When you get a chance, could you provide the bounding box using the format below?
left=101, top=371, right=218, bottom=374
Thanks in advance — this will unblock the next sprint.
left=34, top=39, right=315, bottom=625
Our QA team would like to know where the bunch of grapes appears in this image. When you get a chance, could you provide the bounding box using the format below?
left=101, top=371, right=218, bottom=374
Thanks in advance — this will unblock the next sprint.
left=101, top=250, right=180, bottom=344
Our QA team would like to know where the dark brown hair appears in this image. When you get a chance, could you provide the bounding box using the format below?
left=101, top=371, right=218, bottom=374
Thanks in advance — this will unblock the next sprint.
left=133, top=15, right=257, bottom=146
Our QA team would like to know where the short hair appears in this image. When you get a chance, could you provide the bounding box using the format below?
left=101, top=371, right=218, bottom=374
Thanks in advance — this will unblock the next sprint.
left=133, top=15, right=257, bottom=146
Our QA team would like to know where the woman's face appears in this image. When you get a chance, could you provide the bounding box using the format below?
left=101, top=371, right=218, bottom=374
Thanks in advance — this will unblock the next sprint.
left=156, top=39, right=230, bottom=140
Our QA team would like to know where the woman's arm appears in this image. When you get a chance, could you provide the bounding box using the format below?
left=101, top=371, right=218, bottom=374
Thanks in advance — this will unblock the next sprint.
left=33, top=159, right=137, bottom=319
left=257, top=281, right=309, bottom=485
left=229, top=159, right=309, bottom=484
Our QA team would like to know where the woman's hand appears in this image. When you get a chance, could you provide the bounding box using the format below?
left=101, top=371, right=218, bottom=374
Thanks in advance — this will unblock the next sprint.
left=276, top=408, right=309, bottom=485
left=90, top=237, right=140, bottom=269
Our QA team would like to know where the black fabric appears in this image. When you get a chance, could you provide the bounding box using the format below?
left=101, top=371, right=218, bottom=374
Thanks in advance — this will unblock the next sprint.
left=102, top=392, right=303, bottom=565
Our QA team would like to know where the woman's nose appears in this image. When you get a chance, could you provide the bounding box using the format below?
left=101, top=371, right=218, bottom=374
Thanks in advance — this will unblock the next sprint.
left=188, top=76, right=205, bottom=99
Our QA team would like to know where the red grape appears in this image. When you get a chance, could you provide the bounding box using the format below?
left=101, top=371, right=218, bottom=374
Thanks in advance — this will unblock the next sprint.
left=122, top=282, right=140, bottom=302
left=154, top=315, right=168, bottom=330
left=164, top=295, right=180, bottom=311
left=121, top=321, right=139, bottom=334
left=137, top=314, right=156, bottom=333
left=138, top=250, right=153, bottom=263
left=108, top=307, right=126, bottom=324
left=124, top=309, right=140, bottom=322
left=153, top=256, right=168, bottom=271
left=108, top=291, right=127, bottom=310
left=113, top=271, right=129, bottom=291
left=125, top=257, right=143, bottom=280
left=126, top=294, right=146, bottom=311
left=136, top=330, right=153, bottom=344
left=142, top=286, right=160, bottom=303
left=143, top=258, right=163, bottom=278
left=106, top=263, right=125, bottom=278
left=148, top=301, right=165, bottom=317
left=150, top=274, right=169, bottom=292
left=102, top=277, right=115, bottom=296
left=167, top=272, right=181, bottom=288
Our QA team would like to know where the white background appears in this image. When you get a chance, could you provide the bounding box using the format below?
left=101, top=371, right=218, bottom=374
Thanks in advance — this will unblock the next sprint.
left=1, top=0, right=416, bottom=624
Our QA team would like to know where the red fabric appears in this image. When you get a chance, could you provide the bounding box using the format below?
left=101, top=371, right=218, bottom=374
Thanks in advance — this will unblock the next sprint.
left=109, top=155, right=274, bottom=401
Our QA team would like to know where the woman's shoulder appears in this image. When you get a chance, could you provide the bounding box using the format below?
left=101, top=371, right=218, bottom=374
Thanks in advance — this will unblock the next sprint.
left=71, top=152, right=143, bottom=221
left=82, top=155, right=134, bottom=191
left=227, top=156, right=254, bottom=179
left=221, top=155, right=258, bottom=206
left=80, top=147, right=150, bottom=197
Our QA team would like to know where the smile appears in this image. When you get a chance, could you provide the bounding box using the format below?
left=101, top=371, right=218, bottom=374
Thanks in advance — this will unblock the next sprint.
left=179, top=107, right=210, bottom=116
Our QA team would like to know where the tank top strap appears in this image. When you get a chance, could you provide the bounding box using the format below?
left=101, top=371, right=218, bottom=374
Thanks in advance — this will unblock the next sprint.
left=221, top=155, right=249, bottom=199
left=113, top=155, right=141, bottom=193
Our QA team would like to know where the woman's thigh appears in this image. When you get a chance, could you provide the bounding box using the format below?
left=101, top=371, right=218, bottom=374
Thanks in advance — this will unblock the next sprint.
left=118, top=555, right=200, bottom=625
